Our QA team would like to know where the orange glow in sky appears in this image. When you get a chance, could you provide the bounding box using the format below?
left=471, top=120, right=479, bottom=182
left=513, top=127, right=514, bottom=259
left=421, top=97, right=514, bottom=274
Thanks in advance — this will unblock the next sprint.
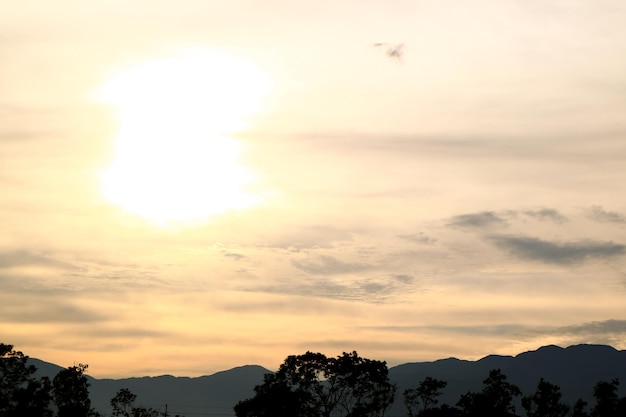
left=2, top=0, right=626, bottom=379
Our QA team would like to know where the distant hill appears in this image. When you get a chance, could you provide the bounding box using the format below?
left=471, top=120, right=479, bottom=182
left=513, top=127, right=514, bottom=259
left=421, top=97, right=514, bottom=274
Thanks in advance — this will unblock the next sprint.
left=25, top=344, right=626, bottom=417
left=28, top=360, right=270, bottom=416
left=88, top=365, right=270, bottom=417
left=388, top=344, right=626, bottom=417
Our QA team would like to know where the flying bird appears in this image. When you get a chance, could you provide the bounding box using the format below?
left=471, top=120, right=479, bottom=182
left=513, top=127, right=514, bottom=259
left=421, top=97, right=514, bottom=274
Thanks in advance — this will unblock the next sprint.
left=373, top=42, right=405, bottom=63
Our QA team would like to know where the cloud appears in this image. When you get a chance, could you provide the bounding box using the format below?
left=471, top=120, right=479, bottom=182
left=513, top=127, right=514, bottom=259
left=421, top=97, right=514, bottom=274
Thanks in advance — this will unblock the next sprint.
left=0, top=293, right=107, bottom=324
left=243, top=272, right=418, bottom=303
left=447, top=208, right=567, bottom=229
left=291, top=255, right=371, bottom=275
left=521, top=208, right=568, bottom=223
left=448, top=211, right=508, bottom=228
left=399, top=233, right=437, bottom=245
left=490, top=235, right=625, bottom=263
left=556, top=319, right=626, bottom=336
left=366, top=323, right=528, bottom=336
left=363, top=319, right=626, bottom=338
left=0, top=249, right=78, bottom=270
left=584, top=205, right=626, bottom=223
left=222, top=251, right=246, bottom=261
left=248, top=279, right=388, bottom=302
left=392, top=274, right=415, bottom=284
left=79, top=326, right=173, bottom=339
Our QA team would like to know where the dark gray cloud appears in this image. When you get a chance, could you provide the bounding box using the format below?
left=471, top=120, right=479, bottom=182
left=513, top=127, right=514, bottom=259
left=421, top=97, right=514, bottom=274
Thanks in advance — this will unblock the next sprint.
left=399, top=232, right=437, bottom=245
left=222, top=251, right=246, bottom=261
left=556, top=319, right=626, bottom=336
left=291, top=255, right=371, bottom=275
left=392, top=274, right=415, bottom=284
left=521, top=208, right=568, bottom=223
left=490, top=235, right=625, bottom=263
left=446, top=208, right=566, bottom=231
left=448, top=211, right=508, bottom=228
left=584, top=205, right=626, bottom=223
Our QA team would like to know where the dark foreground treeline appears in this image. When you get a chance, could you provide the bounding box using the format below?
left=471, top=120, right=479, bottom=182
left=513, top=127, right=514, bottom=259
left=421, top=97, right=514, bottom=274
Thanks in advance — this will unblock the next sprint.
left=235, top=351, right=626, bottom=417
left=0, top=344, right=183, bottom=417
left=3, top=344, right=626, bottom=417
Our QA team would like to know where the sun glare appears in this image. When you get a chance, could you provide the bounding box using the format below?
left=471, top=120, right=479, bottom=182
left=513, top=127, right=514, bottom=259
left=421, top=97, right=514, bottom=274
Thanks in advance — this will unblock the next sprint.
left=97, top=49, right=272, bottom=225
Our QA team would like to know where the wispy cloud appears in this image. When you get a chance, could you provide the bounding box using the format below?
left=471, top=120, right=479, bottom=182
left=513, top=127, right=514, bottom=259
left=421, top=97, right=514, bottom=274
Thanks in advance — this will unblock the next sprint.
left=291, top=255, right=371, bottom=275
left=0, top=293, right=108, bottom=324
left=447, top=208, right=567, bottom=230
left=363, top=319, right=626, bottom=338
left=520, top=208, right=568, bottom=223
left=392, top=274, right=415, bottom=284
left=489, top=235, right=625, bottom=263
left=243, top=272, right=418, bottom=303
left=556, top=319, right=626, bottom=336
left=222, top=251, right=246, bottom=261
left=584, top=205, right=626, bottom=223
left=399, top=232, right=437, bottom=245
left=247, top=280, right=385, bottom=302
left=0, top=249, right=78, bottom=270
left=448, top=211, right=508, bottom=228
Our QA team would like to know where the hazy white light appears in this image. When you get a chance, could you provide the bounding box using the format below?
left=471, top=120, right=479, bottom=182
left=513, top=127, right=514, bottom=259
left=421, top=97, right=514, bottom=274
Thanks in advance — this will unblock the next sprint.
left=98, top=48, right=272, bottom=224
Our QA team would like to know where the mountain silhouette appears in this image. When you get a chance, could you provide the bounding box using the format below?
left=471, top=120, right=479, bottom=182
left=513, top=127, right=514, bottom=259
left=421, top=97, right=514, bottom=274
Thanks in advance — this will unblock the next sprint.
left=388, top=344, right=626, bottom=416
left=27, top=344, right=626, bottom=417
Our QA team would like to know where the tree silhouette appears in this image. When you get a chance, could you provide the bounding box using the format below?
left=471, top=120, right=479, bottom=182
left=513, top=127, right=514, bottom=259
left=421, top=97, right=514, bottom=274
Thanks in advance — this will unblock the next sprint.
left=572, top=399, right=590, bottom=417
left=457, top=369, right=521, bottom=417
left=590, top=379, right=623, bottom=417
left=129, top=407, right=159, bottom=417
left=110, top=388, right=159, bottom=417
left=52, top=364, right=99, bottom=417
left=111, top=388, right=137, bottom=417
left=0, top=343, right=53, bottom=417
left=234, top=372, right=312, bottom=417
left=522, top=378, right=569, bottom=417
left=403, top=377, right=448, bottom=417
left=234, top=351, right=396, bottom=417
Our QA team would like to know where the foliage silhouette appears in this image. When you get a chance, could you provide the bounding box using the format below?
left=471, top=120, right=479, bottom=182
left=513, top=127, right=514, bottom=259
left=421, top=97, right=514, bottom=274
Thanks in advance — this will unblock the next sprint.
left=233, top=372, right=312, bottom=417
left=111, top=388, right=136, bottom=417
left=571, top=399, right=590, bottom=417
left=5, top=342, right=626, bottom=417
left=234, top=351, right=396, bottom=417
left=590, top=379, right=626, bottom=417
left=110, top=388, right=159, bottom=417
left=456, top=369, right=521, bottom=417
left=403, top=377, right=448, bottom=417
left=521, top=378, right=569, bottom=417
left=0, top=343, right=53, bottom=417
left=52, top=364, right=99, bottom=417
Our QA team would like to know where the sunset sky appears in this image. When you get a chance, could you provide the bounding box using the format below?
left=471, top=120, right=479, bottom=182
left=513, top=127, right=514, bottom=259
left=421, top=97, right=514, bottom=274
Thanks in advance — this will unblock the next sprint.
left=2, top=0, right=626, bottom=378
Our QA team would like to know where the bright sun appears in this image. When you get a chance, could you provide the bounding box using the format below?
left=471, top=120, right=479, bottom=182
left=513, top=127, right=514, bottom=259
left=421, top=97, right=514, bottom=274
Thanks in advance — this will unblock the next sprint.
left=98, top=48, right=272, bottom=225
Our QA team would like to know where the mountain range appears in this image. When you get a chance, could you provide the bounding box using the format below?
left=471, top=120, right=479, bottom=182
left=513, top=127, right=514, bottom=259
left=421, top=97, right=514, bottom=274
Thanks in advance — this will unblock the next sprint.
left=30, top=344, right=626, bottom=417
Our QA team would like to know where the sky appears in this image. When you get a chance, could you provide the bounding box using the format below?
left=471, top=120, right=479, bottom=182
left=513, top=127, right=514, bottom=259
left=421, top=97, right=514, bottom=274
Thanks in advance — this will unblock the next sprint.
left=2, top=0, right=626, bottom=379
